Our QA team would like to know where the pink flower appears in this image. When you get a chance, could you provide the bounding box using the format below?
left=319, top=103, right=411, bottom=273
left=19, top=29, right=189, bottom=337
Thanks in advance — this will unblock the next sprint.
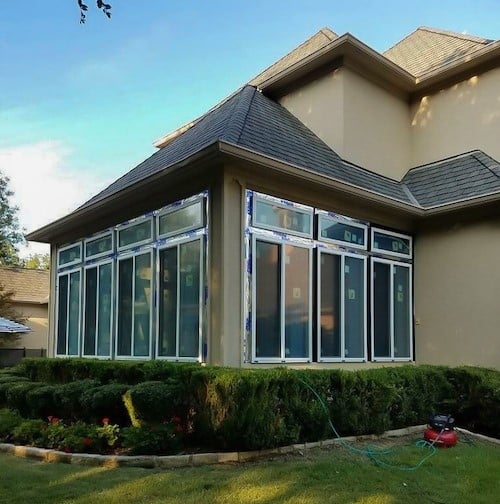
left=48, top=416, right=60, bottom=424
left=102, top=417, right=110, bottom=425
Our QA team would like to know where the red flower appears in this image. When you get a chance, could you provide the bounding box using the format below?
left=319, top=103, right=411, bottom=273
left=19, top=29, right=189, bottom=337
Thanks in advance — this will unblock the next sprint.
left=172, top=416, right=182, bottom=424
left=48, top=416, right=59, bottom=424
left=83, top=437, right=92, bottom=446
left=64, top=447, right=72, bottom=453
left=102, top=417, right=110, bottom=425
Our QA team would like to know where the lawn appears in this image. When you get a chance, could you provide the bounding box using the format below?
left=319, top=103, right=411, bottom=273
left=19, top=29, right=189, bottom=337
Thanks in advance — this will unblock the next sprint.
left=0, top=437, right=498, bottom=504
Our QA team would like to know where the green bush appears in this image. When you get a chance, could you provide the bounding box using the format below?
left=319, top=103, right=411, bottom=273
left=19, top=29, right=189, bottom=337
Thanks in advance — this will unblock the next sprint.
left=11, top=419, right=46, bottom=446
left=80, top=383, right=131, bottom=425
left=121, top=423, right=180, bottom=455
left=4, top=382, right=44, bottom=417
left=0, top=408, right=23, bottom=440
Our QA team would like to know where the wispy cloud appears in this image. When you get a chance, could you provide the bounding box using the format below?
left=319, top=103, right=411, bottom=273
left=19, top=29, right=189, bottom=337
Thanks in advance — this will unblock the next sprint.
left=0, top=141, right=111, bottom=256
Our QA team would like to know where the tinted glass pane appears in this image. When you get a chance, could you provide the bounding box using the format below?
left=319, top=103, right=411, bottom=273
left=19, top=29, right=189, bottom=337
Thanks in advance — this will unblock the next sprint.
left=158, top=201, right=203, bottom=237
left=68, top=271, right=80, bottom=356
left=255, top=241, right=281, bottom=359
left=344, top=257, right=364, bottom=359
left=86, top=234, right=113, bottom=258
left=158, top=247, right=178, bottom=357
left=133, top=253, right=151, bottom=357
left=179, top=240, right=201, bottom=358
left=84, top=267, right=98, bottom=355
left=373, top=262, right=391, bottom=358
left=59, top=244, right=81, bottom=266
left=97, top=263, right=112, bottom=356
left=319, top=218, right=365, bottom=247
left=320, top=253, right=341, bottom=358
left=57, top=275, right=69, bottom=355
left=284, top=245, right=309, bottom=358
left=118, top=220, right=152, bottom=248
left=117, top=258, right=133, bottom=356
left=373, top=232, right=411, bottom=256
left=254, top=199, right=311, bottom=236
left=394, top=265, right=411, bottom=358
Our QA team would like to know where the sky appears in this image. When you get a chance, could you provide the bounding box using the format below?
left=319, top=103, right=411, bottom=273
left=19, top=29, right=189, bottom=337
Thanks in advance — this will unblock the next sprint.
left=1, top=0, right=499, bottom=256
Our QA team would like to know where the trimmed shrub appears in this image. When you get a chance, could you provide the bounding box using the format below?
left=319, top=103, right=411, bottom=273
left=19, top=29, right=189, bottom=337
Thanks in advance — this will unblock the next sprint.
left=12, top=419, right=46, bottom=445
left=121, top=423, right=180, bottom=455
left=5, top=382, right=45, bottom=417
left=80, top=383, right=131, bottom=425
left=0, top=408, right=23, bottom=440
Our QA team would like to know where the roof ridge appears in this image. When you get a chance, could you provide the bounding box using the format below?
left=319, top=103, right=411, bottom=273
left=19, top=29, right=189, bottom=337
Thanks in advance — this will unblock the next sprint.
left=403, top=150, right=484, bottom=176
left=418, top=26, right=493, bottom=44
left=222, top=86, right=257, bottom=144
left=319, top=27, right=338, bottom=41
left=471, top=151, right=500, bottom=179
left=383, top=28, right=421, bottom=56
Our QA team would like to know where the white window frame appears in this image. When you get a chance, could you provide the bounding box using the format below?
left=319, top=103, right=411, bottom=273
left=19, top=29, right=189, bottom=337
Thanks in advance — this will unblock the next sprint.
left=317, top=248, right=367, bottom=362
left=370, top=257, right=413, bottom=362
left=81, top=259, right=114, bottom=359
left=55, top=267, right=82, bottom=357
left=371, top=227, right=413, bottom=259
left=317, top=214, right=368, bottom=251
left=115, top=248, right=154, bottom=360
left=155, top=235, right=204, bottom=362
left=57, top=242, right=82, bottom=269
left=116, top=217, right=154, bottom=252
left=251, top=233, right=313, bottom=363
left=156, top=197, right=206, bottom=240
left=84, top=231, right=115, bottom=261
left=252, top=193, right=313, bottom=239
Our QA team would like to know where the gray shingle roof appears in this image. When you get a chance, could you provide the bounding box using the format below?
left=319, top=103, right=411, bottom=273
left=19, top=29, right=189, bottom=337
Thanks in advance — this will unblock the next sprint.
left=81, top=85, right=413, bottom=210
left=402, top=151, right=500, bottom=207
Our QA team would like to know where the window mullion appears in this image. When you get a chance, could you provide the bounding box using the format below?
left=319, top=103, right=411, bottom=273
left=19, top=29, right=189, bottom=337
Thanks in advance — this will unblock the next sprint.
left=280, top=244, right=286, bottom=361
left=390, top=264, right=395, bottom=360
left=340, top=255, right=346, bottom=360
left=66, top=273, right=71, bottom=355
left=95, top=266, right=100, bottom=356
left=176, top=244, right=181, bottom=359
left=131, top=257, right=136, bottom=357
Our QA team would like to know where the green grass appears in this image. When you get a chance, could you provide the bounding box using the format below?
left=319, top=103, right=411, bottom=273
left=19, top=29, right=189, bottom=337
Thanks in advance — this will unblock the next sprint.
left=0, top=438, right=498, bottom=504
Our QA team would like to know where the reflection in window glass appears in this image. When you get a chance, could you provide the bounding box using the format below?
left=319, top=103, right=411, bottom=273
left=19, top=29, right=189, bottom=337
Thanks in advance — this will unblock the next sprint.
left=84, top=268, right=98, bottom=355
left=394, top=265, right=411, bottom=358
left=320, top=254, right=341, bottom=358
left=158, top=201, right=203, bottom=237
left=373, top=261, right=391, bottom=358
left=373, top=231, right=411, bottom=257
left=118, top=220, right=152, bottom=249
left=117, top=253, right=151, bottom=357
left=158, top=240, right=202, bottom=359
left=284, top=245, right=309, bottom=358
left=86, top=234, right=113, bottom=258
left=319, top=217, right=366, bottom=247
left=56, top=271, right=81, bottom=356
left=59, top=244, right=81, bottom=267
left=344, top=256, right=364, bottom=359
left=255, top=241, right=281, bottom=359
left=254, top=199, right=312, bottom=236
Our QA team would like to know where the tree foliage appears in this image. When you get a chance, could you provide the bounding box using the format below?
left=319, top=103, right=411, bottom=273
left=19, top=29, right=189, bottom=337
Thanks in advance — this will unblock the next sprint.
left=78, top=0, right=112, bottom=24
left=0, top=171, right=24, bottom=267
left=22, top=253, right=50, bottom=271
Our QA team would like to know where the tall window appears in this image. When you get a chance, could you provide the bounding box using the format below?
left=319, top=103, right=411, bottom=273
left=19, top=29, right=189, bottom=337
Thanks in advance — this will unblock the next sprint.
left=116, top=250, right=153, bottom=358
left=157, top=237, right=203, bottom=360
left=318, top=250, right=366, bottom=361
left=82, top=261, right=113, bottom=358
left=56, top=269, right=81, bottom=356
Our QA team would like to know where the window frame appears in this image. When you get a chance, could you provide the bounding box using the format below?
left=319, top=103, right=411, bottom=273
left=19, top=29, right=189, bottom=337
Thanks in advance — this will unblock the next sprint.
left=251, top=233, right=313, bottom=364
left=317, top=214, right=368, bottom=251
left=57, top=242, right=82, bottom=269
left=84, top=231, right=115, bottom=261
left=116, top=217, right=154, bottom=252
left=371, top=227, right=413, bottom=259
left=81, top=259, right=114, bottom=359
left=252, top=194, right=314, bottom=239
left=155, top=234, right=205, bottom=362
left=55, top=267, right=82, bottom=358
left=115, top=247, right=154, bottom=360
left=317, top=248, right=367, bottom=362
left=156, top=197, right=206, bottom=240
left=370, top=257, right=413, bottom=362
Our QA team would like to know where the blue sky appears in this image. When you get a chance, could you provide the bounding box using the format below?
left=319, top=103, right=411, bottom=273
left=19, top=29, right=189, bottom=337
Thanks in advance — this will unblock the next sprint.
left=1, top=0, right=499, bottom=252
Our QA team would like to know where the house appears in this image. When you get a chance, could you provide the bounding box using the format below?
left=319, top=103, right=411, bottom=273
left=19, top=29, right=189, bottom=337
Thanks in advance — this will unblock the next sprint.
left=0, top=267, right=49, bottom=354
left=27, top=27, right=500, bottom=369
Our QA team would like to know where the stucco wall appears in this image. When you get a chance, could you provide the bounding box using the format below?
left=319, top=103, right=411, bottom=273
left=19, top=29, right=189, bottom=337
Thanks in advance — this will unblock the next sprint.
left=414, top=218, right=500, bottom=369
left=411, top=68, right=500, bottom=167
left=6, top=302, right=48, bottom=351
left=279, top=67, right=411, bottom=181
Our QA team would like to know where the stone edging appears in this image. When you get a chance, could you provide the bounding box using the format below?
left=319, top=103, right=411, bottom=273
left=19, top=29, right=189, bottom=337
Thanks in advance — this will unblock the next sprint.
left=0, top=425, right=497, bottom=468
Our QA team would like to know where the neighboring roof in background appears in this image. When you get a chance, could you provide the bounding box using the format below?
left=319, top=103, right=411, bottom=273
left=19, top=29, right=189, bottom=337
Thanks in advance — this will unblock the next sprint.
left=0, top=317, right=31, bottom=334
left=402, top=151, right=500, bottom=208
left=0, top=267, right=49, bottom=304
left=383, top=26, right=495, bottom=77
left=249, top=27, right=338, bottom=87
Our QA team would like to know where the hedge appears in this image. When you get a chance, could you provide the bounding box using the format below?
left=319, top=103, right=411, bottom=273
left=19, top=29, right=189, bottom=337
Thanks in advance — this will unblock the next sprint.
left=1, top=360, right=498, bottom=452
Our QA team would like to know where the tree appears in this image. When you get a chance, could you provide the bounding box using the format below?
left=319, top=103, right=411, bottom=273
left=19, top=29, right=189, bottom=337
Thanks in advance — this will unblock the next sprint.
left=78, top=0, right=112, bottom=24
left=0, top=171, right=24, bottom=267
left=23, top=253, right=50, bottom=270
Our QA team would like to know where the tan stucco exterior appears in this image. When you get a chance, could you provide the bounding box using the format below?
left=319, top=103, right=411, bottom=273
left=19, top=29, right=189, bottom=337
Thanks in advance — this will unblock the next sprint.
left=279, top=67, right=411, bottom=181
left=10, top=302, right=48, bottom=351
left=411, top=67, right=500, bottom=167
left=415, top=216, right=500, bottom=369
